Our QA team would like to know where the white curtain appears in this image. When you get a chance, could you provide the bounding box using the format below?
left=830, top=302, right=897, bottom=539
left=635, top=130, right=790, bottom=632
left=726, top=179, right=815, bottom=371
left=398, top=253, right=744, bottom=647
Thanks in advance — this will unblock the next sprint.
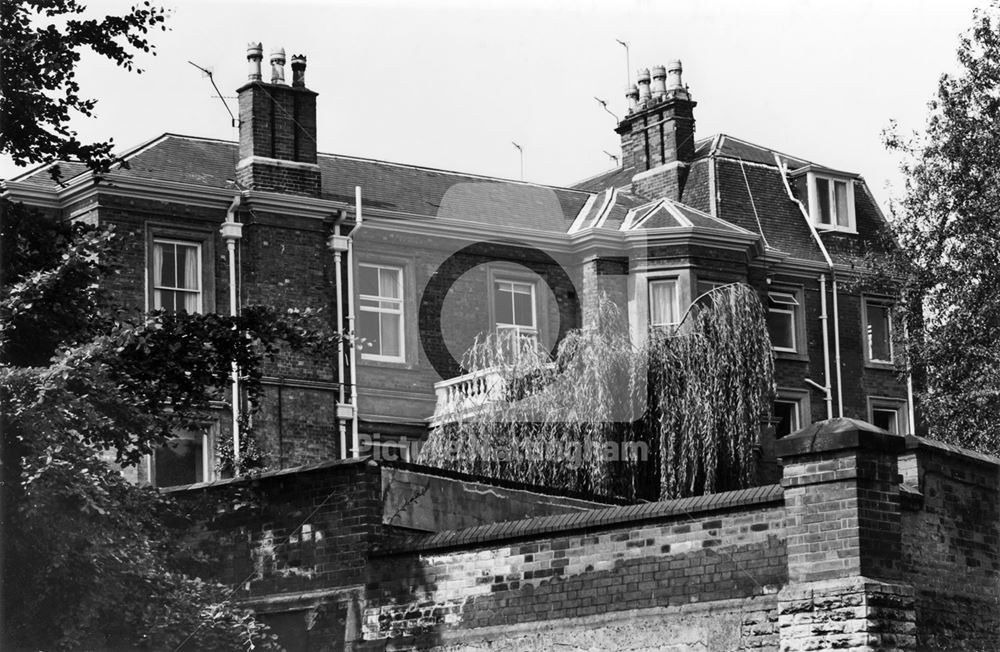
left=649, top=281, right=676, bottom=326
left=152, top=242, right=164, bottom=310
left=379, top=268, right=399, bottom=299
left=182, top=245, right=199, bottom=312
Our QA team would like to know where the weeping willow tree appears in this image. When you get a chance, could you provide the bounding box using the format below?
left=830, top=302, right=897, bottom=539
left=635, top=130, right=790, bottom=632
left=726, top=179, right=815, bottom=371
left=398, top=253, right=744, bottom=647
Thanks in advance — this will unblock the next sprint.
left=418, top=283, right=774, bottom=501
left=648, top=284, right=775, bottom=498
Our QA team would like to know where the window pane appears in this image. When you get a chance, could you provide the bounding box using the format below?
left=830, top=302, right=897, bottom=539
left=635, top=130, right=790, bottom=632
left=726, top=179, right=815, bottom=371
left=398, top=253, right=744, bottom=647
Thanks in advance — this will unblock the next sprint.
left=649, top=280, right=677, bottom=326
left=867, top=303, right=892, bottom=361
left=834, top=181, right=850, bottom=227
left=773, top=401, right=797, bottom=437
left=154, top=436, right=202, bottom=487
left=512, top=288, right=534, bottom=327
left=359, top=310, right=381, bottom=355
left=815, top=177, right=831, bottom=224
left=160, top=243, right=177, bottom=287
left=769, top=292, right=798, bottom=306
left=156, top=289, right=177, bottom=313
left=176, top=244, right=199, bottom=290
left=872, top=408, right=897, bottom=434
left=380, top=313, right=401, bottom=357
left=182, top=291, right=199, bottom=313
left=379, top=268, right=400, bottom=299
left=767, top=310, right=795, bottom=349
left=359, top=265, right=380, bottom=296
left=494, top=284, right=514, bottom=325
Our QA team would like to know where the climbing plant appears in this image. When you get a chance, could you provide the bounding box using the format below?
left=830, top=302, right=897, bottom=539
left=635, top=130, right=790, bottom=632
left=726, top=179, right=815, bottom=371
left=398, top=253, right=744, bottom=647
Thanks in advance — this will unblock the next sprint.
left=418, top=283, right=774, bottom=501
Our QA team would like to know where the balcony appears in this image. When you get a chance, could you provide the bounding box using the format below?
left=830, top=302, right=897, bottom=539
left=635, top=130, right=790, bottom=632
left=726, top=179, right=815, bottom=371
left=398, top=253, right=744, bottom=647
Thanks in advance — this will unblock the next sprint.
left=431, top=368, right=507, bottom=424
left=430, top=362, right=560, bottom=426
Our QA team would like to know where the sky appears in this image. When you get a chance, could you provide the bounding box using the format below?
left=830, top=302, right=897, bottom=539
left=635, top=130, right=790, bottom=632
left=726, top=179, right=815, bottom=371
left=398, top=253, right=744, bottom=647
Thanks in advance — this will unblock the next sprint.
left=2, top=0, right=987, bottom=214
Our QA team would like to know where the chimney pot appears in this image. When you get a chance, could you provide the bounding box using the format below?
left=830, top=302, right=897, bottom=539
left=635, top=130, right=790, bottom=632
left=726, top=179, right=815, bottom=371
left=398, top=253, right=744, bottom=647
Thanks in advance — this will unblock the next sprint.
left=666, top=60, right=689, bottom=98
left=625, top=85, right=639, bottom=112
left=637, top=68, right=652, bottom=103
left=651, top=65, right=667, bottom=99
left=247, top=42, right=263, bottom=82
left=270, top=46, right=287, bottom=84
left=291, top=54, right=307, bottom=88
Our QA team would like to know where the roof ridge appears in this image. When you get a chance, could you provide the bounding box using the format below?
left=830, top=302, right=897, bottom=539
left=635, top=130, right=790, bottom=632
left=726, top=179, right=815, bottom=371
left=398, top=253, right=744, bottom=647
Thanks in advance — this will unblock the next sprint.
left=321, top=150, right=595, bottom=195
left=664, top=198, right=760, bottom=236
left=6, top=133, right=223, bottom=186
left=91, top=132, right=597, bottom=196
left=714, top=133, right=815, bottom=168
left=569, top=163, right=628, bottom=189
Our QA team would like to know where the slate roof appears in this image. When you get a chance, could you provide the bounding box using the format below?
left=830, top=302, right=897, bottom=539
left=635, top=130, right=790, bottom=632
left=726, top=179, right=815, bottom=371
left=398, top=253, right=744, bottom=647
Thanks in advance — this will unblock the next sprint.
left=8, top=131, right=889, bottom=265
left=570, top=133, right=889, bottom=264
left=10, top=134, right=591, bottom=232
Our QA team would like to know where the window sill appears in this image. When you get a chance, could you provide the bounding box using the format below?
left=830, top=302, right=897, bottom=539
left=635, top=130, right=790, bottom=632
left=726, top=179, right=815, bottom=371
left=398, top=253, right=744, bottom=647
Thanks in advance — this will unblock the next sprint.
left=773, top=349, right=809, bottom=363
left=361, top=355, right=415, bottom=371
left=865, top=360, right=896, bottom=371
left=815, top=225, right=857, bottom=235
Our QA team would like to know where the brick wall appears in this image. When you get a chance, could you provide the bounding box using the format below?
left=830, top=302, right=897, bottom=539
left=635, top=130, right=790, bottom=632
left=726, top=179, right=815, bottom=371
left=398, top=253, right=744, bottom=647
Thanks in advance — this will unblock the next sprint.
left=168, top=418, right=1000, bottom=650
left=899, top=436, right=1000, bottom=650
left=363, top=486, right=786, bottom=649
left=97, top=193, right=346, bottom=466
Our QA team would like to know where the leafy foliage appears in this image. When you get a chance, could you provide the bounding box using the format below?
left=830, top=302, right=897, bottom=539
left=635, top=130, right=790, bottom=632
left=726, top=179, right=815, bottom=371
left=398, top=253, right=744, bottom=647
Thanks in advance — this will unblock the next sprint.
left=649, top=284, right=774, bottom=498
left=420, top=284, right=774, bottom=500
left=0, top=0, right=169, bottom=177
left=0, top=198, right=336, bottom=649
left=875, top=5, right=1000, bottom=452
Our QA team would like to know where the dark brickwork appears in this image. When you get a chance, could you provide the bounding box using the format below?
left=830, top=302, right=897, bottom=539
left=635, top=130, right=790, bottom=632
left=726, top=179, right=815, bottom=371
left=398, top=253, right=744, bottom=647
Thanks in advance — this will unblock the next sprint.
left=94, top=192, right=344, bottom=466
left=616, top=95, right=696, bottom=201
left=899, top=437, right=1000, bottom=650
left=236, top=80, right=320, bottom=195
left=235, top=161, right=321, bottom=197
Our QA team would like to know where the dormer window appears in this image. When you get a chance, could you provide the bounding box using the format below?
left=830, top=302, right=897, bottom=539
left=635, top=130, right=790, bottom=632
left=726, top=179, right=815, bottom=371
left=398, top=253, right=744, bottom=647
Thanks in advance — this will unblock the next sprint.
left=807, top=172, right=856, bottom=233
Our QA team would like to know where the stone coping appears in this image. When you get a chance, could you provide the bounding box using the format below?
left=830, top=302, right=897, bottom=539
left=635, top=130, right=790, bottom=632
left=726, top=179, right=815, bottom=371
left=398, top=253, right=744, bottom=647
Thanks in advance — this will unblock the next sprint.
left=161, top=456, right=374, bottom=493
left=380, top=460, right=629, bottom=506
left=374, top=484, right=784, bottom=555
left=905, top=434, right=1000, bottom=469
left=164, top=457, right=631, bottom=505
left=775, top=417, right=906, bottom=458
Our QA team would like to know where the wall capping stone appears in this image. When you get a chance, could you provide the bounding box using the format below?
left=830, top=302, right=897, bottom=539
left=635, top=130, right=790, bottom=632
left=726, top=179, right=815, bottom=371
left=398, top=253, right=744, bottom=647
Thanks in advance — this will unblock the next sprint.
left=775, top=416, right=906, bottom=458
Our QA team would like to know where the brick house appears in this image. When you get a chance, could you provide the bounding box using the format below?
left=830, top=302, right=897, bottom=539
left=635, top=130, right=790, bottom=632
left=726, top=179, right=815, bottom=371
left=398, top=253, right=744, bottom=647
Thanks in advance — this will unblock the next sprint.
left=2, top=49, right=910, bottom=487
left=12, top=47, right=997, bottom=652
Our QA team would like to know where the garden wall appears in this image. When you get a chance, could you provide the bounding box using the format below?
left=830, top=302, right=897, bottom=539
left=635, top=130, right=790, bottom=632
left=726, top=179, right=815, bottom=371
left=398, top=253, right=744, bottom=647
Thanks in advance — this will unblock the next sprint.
left=171, top=418, right=1000, bottom=651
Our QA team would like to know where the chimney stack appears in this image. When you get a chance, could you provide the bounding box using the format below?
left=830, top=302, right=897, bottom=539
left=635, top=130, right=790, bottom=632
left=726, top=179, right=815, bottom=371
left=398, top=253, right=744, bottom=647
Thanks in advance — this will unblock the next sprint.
left=614, top=58, right=697, bottom=201
left=236, top=41, right=320, bottom=197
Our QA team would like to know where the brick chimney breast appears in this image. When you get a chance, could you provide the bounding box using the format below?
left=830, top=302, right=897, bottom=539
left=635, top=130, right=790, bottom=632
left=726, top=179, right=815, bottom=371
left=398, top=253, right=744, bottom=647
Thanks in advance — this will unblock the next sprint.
left=615, top=59, right=696, bottom=202
left=236, top=42, right=320, bottom=197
